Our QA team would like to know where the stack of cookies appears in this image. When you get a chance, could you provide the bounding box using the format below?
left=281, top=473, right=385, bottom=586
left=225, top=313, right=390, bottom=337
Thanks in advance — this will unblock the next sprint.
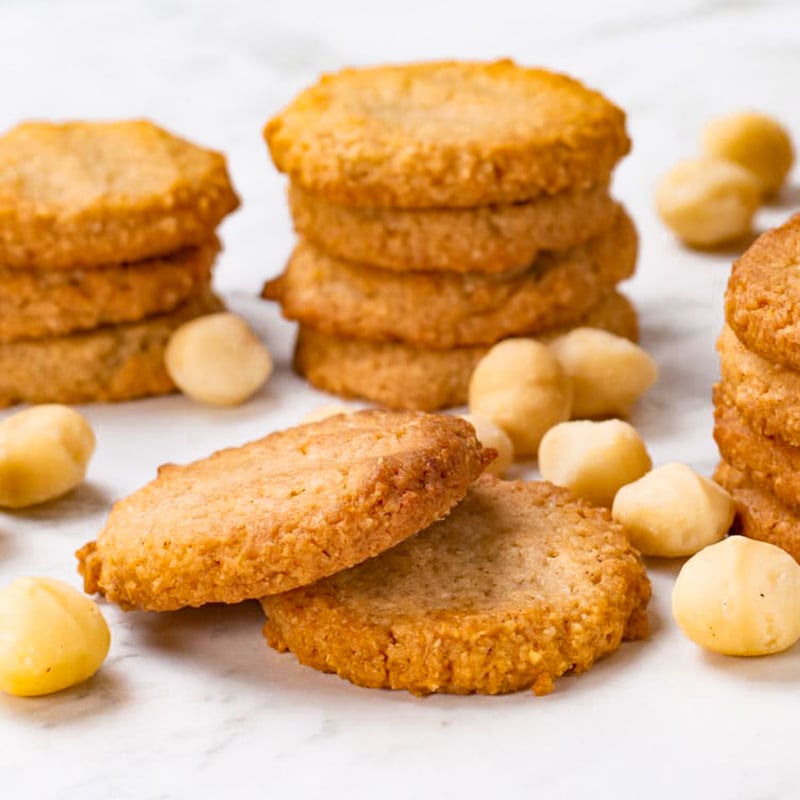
left=0, top=120, right=239, bottom=406
left=714, top=213, right=800, bottom=562
left=262, top=60, right=638, bottom=410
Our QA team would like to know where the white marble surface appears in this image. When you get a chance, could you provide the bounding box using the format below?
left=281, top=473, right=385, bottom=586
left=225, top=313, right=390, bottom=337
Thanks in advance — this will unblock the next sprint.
left=1, top=0, right=800, bottom=797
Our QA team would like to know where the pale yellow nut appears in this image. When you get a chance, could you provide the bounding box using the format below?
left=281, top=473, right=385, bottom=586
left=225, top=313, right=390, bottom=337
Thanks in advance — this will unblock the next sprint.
left=460, top=414, right=514, bottom=477
left=702, top=111, right=795, bottom=196
left=672, top=536, right=800, bottom=656
left=538, top=419, right=651, bottom=507
left=655, top=157, right=761, bottom=247
left=165, top=312, right=273, bottom=407
left=300, top=403, right=352, bottom=425
left=468, top=338, right=572, bottom=457
left=548, top=328, right=658, bottom=419
left=0, top=405, right=95, bottom=509
left=0, top=577, right=110, bottom=696
left=612, top=463, right=735, bottom=557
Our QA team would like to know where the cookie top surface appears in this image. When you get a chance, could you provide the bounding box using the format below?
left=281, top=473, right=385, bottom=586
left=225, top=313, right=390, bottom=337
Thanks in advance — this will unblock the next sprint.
left=78, top=411, right=491, bottom=611
left=0, top=120, right=240, bottom=268
left=265, top=60, right=630, bottom=207
left=262, top=476, right=650, bottom=695
left=726, top=212, right=800, bottom=370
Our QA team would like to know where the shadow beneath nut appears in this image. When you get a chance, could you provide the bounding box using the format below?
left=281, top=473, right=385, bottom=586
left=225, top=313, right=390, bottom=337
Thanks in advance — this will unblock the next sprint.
left=699, top=642, right=800, bottom=685
left=5, top=482, right=115, bottom=523
left=769, top=183, right=800, bottom=210
left=684, top=229, right=764, bottom=259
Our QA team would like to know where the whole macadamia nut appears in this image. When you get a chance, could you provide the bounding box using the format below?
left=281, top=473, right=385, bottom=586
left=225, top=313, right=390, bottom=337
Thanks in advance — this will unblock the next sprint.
left=672, top=536, right=800, bottom=656
left=468, top=338, right=571, bottom=457
left=460, top=414, right=514, bottom=477
left=612, top=463, right=735, bottom=557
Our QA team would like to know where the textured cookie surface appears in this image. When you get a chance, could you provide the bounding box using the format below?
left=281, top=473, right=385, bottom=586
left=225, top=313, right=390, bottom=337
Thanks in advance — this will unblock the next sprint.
left=294, top=290, right=638, bottom=410
left=718, top=324, right=800, bottom=447
left=714, top=461, right=800, bottom=563
left=78, top=411, right=491, bottom=611
left=0, top=120, right=240, bottom=269
left=262, top=476, right=650, bottom=696
left=0, top=240, right=217, bottom=342
left=725, top=212, right=800, bottom=370
left=265, top=60, right=630, bottom=207
left=289, top=182, right=620, bottom=273
left=265, top=209, right=636, bottom=348
left=714, top=385, right=800, bottom=509
left=0, top=291, right=223, bottom=407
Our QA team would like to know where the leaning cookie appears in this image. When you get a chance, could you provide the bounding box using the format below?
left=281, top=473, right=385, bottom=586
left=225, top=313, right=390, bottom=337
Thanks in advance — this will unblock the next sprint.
left=265, top=60, right=629, bottom=208
left=78, top=411, right=492, bottom=611
left=262, top=475, right=650, bottom=696
left=294, top=291, right=638, bottom=411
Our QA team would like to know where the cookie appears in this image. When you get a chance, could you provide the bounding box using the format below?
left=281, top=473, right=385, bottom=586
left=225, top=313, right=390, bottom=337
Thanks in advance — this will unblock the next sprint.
left=0, top=120, right=240, bottom=269
left=77, top=411, right=492, bottom=611
left=725, top=212, right=800, bottom=371
left=265, top=60, right=630, bottom=208
left=713, top=385, right=800, bottom=509
left=288, top=182, right=620, bottom=273
left=0, top=240, right=217, bottom=343
left=261, top=475, right=650, bottom=696
left=265, top=209, right=637, bottom=349
left=294, top=290, right=638, bottom=410
left=714, top=461, right=800, bottom=563
left=718, top=324, right=800, bottom=448
left=0, top=291, right=223, bottom=407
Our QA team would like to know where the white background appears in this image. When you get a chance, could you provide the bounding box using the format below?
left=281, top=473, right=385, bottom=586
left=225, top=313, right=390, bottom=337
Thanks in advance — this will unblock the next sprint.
left=1, top=0, right=799, bottom=797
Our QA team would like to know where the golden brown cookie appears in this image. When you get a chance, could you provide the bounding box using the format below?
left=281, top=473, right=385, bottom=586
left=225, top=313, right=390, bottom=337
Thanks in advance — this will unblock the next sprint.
left=265, top=60, right=630, bottom=208
left=713, top=385, right=800, bottom=509
left=714, top=460, right=800, bottom=564
left=78, top=411, right=492, bottom=611
left=0, top=291, right=223, bottom=407
left=0, top=120, right=240, bottom=269
left=294, top=290, right=638, bottom=410
left=718, top=324, right=800, bottom=447
left=265, top=209, right=637, bottom=349
left=261, top=475, right=650, bottom=696
left=288, top=182, right=620, bottom=273
left=725, top=212, right=800, bottom=370
left=0, top=240, right=217, bottom=343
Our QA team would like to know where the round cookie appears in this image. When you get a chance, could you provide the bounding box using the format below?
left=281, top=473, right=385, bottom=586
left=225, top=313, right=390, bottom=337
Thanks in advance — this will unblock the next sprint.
left=77, top=411, right=492, bottom=611
left=0, top=240, right=217, bottom=343
left=725, top=212, right=800, bottom=371
left=718, top=324, right=800, bottom=447
left=294, top=291, right=638, bottom=411
left=265, top=210, right=637, bottom=349
left=0, top=120, right=240, bottom=269
left=265, top=60, right=630, bottom=208
left=261, top=475, right=651, bottom=696
left=713, top=385, right=800, bottom=509
left=714, top=461, right=800, bottom=564
left=288, top=183, right=620, bottom=274
left=0, top=291, right=223, bottom=407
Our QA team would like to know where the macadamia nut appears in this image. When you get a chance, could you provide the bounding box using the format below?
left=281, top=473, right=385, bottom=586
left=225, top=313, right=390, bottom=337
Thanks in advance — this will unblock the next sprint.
left=165, top=312, right=273, bottom=407
left=672, top=536, right=800, bottom=656
left=538, top=419, right=651, bottom=507
left=702, top=112, right=794, bottom=196
left=548, top=328, right=658, bottom=419
left=460, top=414, right=514, bottom=477
left=468, top=338, right=571, bottom=457
left=612, top=463, right=735, bottom=557
left=0, top=405, right=95, bottom=509
left=655, top=157, right=761, bottom=247
left=300, top=403, right=352, bottom=424
left=0, top=577, right=110, bottom=696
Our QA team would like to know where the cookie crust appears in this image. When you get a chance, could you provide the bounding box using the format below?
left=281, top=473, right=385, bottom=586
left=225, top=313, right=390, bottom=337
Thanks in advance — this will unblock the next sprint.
left=265, top=209, right=636, bottom=349
left=0, top=120, right=240, bottom=269
left=288, top=182, right=619, bottom=273
left=262, top=476, right=650, bottom=696
left=294, top=291, right=638, bottom=410
left=78, top=411, right=491, bottom=611
left=265, top=60, right=630, bottom=208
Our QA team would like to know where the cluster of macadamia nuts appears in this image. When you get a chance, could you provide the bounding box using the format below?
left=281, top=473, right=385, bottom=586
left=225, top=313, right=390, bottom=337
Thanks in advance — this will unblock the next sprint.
left=656, top=111, right=795, bottom=248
